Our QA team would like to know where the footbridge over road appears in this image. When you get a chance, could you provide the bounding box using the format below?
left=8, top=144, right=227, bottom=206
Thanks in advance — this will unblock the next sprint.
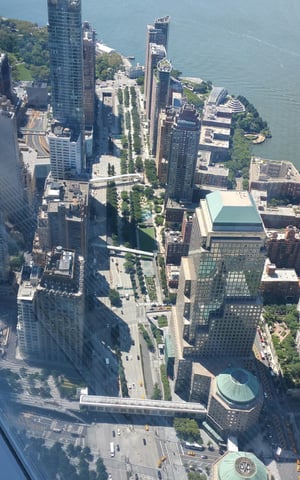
left=79, top=395, right=207, bottom=418
left=90, top=173, right=143, bottom=184
left=90, top=242, right=155, bottom=258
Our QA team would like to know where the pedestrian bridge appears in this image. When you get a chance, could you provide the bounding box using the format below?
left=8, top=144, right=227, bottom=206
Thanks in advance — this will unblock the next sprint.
left=90, top=173, right=143, bottom=184
left=79, top=395, right=207, bottom=418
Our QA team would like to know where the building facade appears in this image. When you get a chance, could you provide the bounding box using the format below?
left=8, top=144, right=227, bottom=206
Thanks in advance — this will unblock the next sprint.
left=0, top=97, right=29, bottom=235
left=166, top=104, right=201, bottom=203
left=144, top=16, right=170, bottom=118
left=171, top=191, right=266, bottom=398
left=35, top=247, right=85, bottom=364
left=47, top=0, right=85, bottom=177
left=83, top=21, right=96, bottom=129
left=149, top=57, right=172, bottom=155
left=36, top=177, right=89, bottom=259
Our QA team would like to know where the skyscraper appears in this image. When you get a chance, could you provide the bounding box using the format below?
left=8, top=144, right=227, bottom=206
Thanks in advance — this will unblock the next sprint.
left=166, top=104, right=201, bottom=203
left=47, top=0, right=85, bottom=178
left=149, top=57, right=172, bottom=155
left=171, top=191, right=266, bottom=397
left=82, top=21, right=96, bottom=129
left=0, top=96, right=29, bottom=236
left=144, top=16, right=170, bottom=119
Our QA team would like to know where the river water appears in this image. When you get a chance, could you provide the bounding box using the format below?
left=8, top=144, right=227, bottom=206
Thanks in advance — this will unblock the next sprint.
left=1, top=0, right=300, bottom=167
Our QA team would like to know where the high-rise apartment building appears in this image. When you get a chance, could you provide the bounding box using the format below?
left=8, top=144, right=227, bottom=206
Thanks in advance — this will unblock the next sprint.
left=48, top=123, right=83, bottom=180
left=166, top=104, right=201, bottom=203
left=17, top=265, right=42, bottom=357
left=156, top=108, right=175, bottom=184
left=83, top=21, right=96, bottom=129
left=35, top=247, right=85, bottom=364
left=47, top=0, right=85, bottom=178
left=149, top=57, right=172, bottom=155
left=171, top=191, right=266, bottom=397
left=17, top=249, right=85, bottom=364
left=144, top=16, right=170, bottom=120
left=36, top=177, right=89, bottom=258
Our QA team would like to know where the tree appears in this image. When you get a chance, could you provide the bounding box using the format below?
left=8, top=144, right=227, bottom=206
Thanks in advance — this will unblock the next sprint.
left=151, top=382, right=162, bottom=400
left=173, top=418, right=202, bottom=443
left=96, top=457, right=108, bottom=480
left=109, top=288, right=122, bottom=307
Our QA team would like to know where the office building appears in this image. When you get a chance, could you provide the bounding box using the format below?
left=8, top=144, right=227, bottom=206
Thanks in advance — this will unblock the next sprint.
left=0, top=53, right=13, bottom=101
left=166, top=104, right=201, bottom=203
left=47, top=0, right=85, bottom=176
left=212, top=451, right=271, bottom=480
left=36, top=177, right=89, bottom=258
left=35, top=247, right=85, bottom=364
left=149, top=57, right=172, bottom=155
left=171, top=191, right=266, bottom=397
left=0, top=213, right=9, bottom=284
left=0, top=97, right=29, bottom=235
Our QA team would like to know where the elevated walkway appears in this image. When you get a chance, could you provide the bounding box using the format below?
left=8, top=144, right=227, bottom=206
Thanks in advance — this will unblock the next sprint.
left=79, top=394, right=207, bottom=418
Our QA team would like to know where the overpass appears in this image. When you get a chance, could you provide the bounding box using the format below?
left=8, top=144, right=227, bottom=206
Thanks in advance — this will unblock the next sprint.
left=79, top=395, right=207, bottom=418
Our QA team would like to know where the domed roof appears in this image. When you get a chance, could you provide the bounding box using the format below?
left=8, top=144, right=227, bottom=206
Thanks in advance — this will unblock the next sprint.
left=218, top=451, right=268, bottom=480
left=216, top=368, right=260, bottom=405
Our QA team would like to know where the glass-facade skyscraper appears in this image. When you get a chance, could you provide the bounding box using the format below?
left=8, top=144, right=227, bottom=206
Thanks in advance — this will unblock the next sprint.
left=171, top=191, right=266, bottom=397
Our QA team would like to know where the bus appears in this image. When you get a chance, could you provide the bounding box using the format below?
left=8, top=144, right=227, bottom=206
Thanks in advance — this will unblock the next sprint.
left=110, top=442, right=115, bottom=457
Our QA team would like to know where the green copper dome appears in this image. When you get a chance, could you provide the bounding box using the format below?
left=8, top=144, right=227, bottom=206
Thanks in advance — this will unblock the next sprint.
left=218, top=451, right=268, bottom=480
left=216, top=368, right=260, bottom=405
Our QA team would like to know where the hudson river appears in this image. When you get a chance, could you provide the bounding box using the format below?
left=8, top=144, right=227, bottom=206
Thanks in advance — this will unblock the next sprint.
left=1, top=0, right=300, bottom=167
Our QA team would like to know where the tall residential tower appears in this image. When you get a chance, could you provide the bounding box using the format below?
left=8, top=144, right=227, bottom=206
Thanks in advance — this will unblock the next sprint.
left=47, top=0, right=85, bottom=178
left=166, top=104, right=201, bottom=203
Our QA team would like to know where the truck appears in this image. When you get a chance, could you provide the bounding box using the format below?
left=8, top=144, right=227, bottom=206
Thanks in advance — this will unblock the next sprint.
left=110, top=442, right=115, bottom=457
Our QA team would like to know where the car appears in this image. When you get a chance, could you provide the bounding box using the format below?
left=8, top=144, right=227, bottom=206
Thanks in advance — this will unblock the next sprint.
left=112, top=430, right=115, bottom=437
left=117, top=428, right=121, bottom=436
left=143, top=438, right=146, bottom=446
left=132, top=382, right=136, bottom=389
left=187, top=451, right=195, bottom=456
left=137, top=355, right=140, bottom=360
left=157, top=472, right=162, bottom=479
left=200, top=455, right=208, bottom=459
left=108, top=475, right=112, bottom=480
left=116, top=444, right=120, bottom=452
left=135, top=475, right=139, bottom=480
left=126, top=355, right=128, bottom=361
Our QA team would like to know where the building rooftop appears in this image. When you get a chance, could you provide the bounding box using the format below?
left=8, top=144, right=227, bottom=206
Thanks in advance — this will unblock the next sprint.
left=206, top=191, right=264, bottom=231
left=250, top=156, right=300, bottom=184
left=217, top=451, right=268, bottom=480
left=216, top=368, right=260, bottom=405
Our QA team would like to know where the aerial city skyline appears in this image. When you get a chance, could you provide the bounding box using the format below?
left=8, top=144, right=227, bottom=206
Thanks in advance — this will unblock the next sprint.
left=0, top=0, right=299, bottom=478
